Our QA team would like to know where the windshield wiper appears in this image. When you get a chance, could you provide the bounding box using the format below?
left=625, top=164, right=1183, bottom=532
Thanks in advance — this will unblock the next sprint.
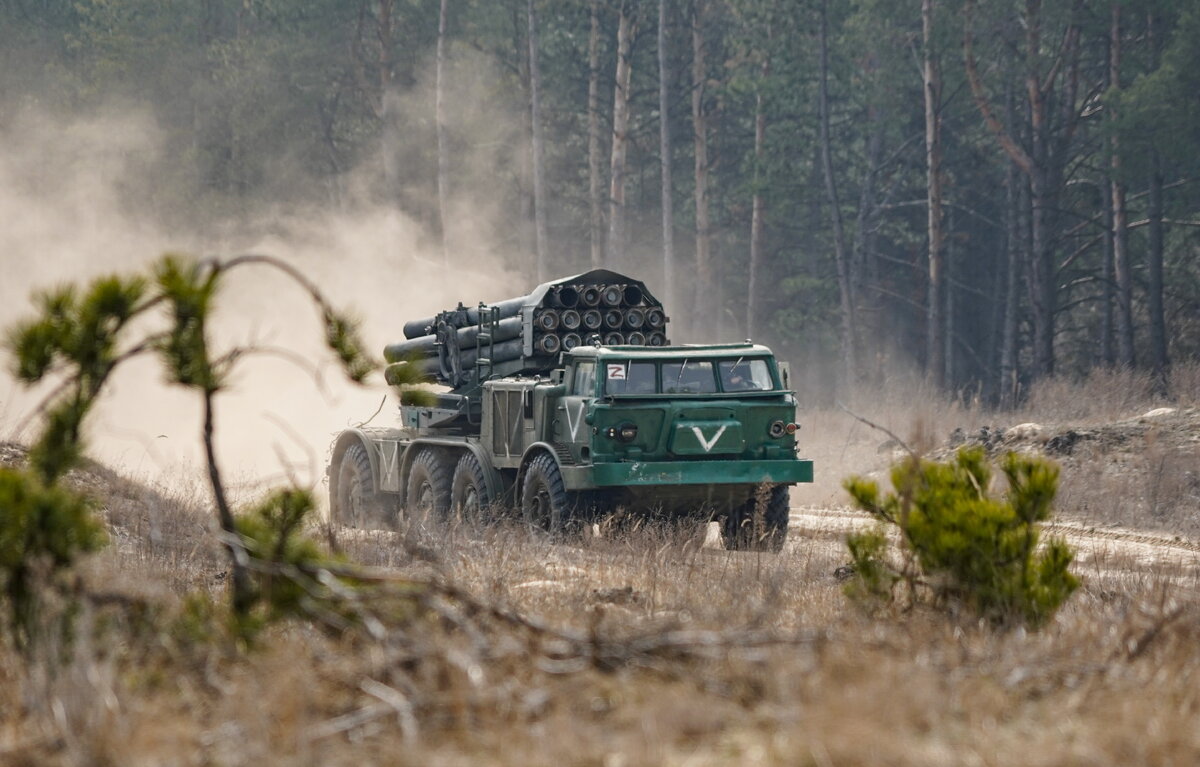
left=674, top=358, right=688, bottom=392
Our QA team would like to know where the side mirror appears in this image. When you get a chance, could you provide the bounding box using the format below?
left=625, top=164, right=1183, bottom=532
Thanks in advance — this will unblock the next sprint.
left=779, top=362, right=791, bottom=390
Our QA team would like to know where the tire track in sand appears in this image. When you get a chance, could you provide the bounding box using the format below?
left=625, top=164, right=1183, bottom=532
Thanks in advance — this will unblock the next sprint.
left=788, top=505, right=1200, bottom=582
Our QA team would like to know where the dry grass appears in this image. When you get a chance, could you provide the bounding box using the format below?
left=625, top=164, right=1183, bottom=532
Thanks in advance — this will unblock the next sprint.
left=3, top=500, right=1200, bottom=766
left=4, top=370, right=1200, bottom=765
left=799, top=366, right=1200, bottom=538
left=1020, top=362, right=1200, bottom=424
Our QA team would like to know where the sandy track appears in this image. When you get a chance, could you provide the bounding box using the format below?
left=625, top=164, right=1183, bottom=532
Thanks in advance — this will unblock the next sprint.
left=788, top=505, right=1200, bottom=583
left=335, top=505, right=1200, bottom=586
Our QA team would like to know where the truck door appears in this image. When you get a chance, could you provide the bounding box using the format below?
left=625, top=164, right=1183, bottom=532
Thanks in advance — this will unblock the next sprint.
left=488, top=383, right=536, bottom=466
left=556, top=361, right=595, bottom=460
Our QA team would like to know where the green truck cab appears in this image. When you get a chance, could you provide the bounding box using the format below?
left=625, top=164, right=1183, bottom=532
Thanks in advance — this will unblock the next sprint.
left=328, top=271, right=812, bottom=551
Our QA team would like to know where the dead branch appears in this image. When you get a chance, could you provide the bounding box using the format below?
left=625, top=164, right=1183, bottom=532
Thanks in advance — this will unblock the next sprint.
left=835, top=401, right=918, bottom=461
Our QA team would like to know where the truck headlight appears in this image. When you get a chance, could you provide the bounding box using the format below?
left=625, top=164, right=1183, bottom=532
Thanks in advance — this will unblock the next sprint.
left=606, top=423, right=638, bottom=442
left=769, top=421, right=798, bottom=438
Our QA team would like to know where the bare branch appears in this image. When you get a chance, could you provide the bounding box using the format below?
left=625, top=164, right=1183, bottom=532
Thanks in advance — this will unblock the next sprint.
left=963, top=1, right=1034, bottom=176
left=835, top=402, right=918, bottom=461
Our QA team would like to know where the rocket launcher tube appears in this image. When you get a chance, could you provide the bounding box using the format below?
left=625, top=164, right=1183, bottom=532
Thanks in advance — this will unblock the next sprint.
left=581, top=310, right=603, bottom=331
left=535, top=309, right=560, bottom=331
left=600, top=284, right=624, bottom=306
left=401, top=295, right=531, bottom=339
left=385, top=315, right=524, bottom=362
left=385, top=359, right=439, bottom=384
left=549, top=285, right=580, bottom=307
left=452, top=338, right=526, bottom=368
left=560, top=309, right=582, bottom=330
left=390, top=337, right=532, bottom=386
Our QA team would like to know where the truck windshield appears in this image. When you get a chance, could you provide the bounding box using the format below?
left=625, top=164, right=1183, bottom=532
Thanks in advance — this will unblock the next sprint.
left=662, top=360, right=717, bottom=393
left=604, top=361, right=657, bottom=395
left=603, top=357, right=777, bottom=395
left=718, top=358, right=774, bottom=391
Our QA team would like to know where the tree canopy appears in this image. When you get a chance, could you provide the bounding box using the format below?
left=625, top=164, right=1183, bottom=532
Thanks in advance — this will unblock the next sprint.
left=4, top=0, right=1198, bottom=402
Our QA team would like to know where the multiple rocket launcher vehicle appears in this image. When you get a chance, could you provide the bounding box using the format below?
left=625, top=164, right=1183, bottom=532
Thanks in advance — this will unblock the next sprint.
left=328, top=269, right=813, bottom=552
left=382, top=272, right=670, bottom=390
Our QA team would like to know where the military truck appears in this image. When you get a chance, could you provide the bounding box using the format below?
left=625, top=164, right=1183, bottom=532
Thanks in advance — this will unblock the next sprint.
left=328, top=269, right=812, bottom=551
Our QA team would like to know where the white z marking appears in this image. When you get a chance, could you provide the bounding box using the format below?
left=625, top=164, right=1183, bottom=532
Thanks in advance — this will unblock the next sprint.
left=564, top=401, right=584, bottom=440
left=691, top=425, right=727, bottom=453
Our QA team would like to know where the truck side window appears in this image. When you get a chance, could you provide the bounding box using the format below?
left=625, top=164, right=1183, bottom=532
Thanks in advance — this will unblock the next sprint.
left=572, top=362, right=596, bottom=396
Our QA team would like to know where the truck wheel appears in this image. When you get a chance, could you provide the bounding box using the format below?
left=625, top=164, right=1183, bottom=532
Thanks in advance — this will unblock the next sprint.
left=332, top=441, right=389, bottom=528
left=406, top=448, right=452, bottom=525
left=451, top=453, right=492, bottom=522
left=521, top=453, right=573, bottom=535
left=721, top=485, right=789, bottom=552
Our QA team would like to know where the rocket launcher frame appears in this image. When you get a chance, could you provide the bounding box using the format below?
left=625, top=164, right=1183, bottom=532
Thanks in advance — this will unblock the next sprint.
left=384, top=269, right=669, bottom=394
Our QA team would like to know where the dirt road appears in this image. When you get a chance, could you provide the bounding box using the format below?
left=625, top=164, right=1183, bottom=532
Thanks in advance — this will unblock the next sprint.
left=787, top=505, right=1200, bottom=584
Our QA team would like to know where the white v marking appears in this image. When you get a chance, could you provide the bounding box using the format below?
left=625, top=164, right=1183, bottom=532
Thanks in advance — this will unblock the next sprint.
left=691, top=425, right=726, bottom=453
left=565, top=401, right=584, bottom=440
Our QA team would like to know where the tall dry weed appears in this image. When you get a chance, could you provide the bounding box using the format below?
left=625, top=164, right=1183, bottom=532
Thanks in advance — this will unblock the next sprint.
left=1164, top=360, right=1200, bottom=405
left=1022, top=366, right=1179, bottom=423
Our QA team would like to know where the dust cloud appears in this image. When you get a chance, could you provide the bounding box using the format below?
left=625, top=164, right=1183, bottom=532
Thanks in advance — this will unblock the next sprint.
left=0, top=95, right=526, bottom=494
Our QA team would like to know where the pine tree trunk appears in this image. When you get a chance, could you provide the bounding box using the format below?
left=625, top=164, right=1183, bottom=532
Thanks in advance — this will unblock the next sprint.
left=1025, top=6, right=1055, bottom=379
left=817, top=0, right=855, bottom=386
left=1147, top=158, right=1168, bottom=382
left=1100, top=173, right=1116, bottom=366
left=944, top=207, right=955, bottom=386
left=1027, top=170, right=1055, bottom=378
left=607, top=2, right=634, bottom=267
left=923, top=0, right=944, bottom=389
left=747, top=53, right=768, bottom=340
left=1145, top=11, right=1168, bottom=389
left=377, top=0, right=402, bottom=207
left=853, top=88, right=883, bottom=377
left=964, top=0, right=1073, bottom=380
left=690, top=0, right=712, bottom=338
left=435, top=0, right=450, bottom=265
left=588, top=0, right=604, bottom=269
left=999, top=156, right=1022, bottom=409
left=528, top=0, right=548, bottom=282
left=1110, top=4, right=1134, bottom=368
left=658, top=0, right=676, bottom=318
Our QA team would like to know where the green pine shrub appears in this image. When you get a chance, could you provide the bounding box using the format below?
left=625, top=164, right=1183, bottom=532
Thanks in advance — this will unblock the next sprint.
left=1, top=274, right=144, bottom=648
left=3, top=254, right=395, bottom=651
left=843, top=448, right=1079, bottom=627
left=0, top=468, right=106, bottom=648
left=232, top=487, right=344, bottom=640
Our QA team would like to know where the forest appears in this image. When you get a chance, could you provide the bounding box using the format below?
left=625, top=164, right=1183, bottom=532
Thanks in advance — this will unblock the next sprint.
left=2, top=0, right=1198, bottom=404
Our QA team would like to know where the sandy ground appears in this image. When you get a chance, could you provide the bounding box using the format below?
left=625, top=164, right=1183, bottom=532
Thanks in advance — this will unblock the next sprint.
left=785, top=505, right=1200, bottom=586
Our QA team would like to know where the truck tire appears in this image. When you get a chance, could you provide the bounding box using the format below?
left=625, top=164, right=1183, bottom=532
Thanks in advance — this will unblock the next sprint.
left=451, top=452, right=492, bottom=522
left=521, top=453, right=573, bottom=535
left=721, top=485, right=789, bottom=552
left=332, top=441, right=390, bottom=528
left=406, top=448, right=452, bottom=525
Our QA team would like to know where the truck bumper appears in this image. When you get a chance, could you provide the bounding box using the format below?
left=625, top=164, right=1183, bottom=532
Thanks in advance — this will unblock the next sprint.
left=578, top=458, right=814, bottom=488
